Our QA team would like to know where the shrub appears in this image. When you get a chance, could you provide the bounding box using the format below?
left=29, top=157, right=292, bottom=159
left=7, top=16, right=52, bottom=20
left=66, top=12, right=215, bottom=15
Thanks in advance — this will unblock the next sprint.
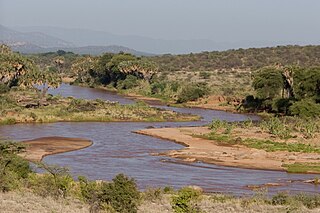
left=294, top=193, right=320, bottom=209
left=209, top=119, right=234, bottom=135
left=163, top=186, right=174, bottom=194
left=100, top=174, right=140, bottom=213
left=151, top=81, right=167, bottom=94
left=171, top=187, right=202, bottom=213
left=289, top=99, right=320, bottom=118
left=176, top=84, right=208, bottom=103
left=117, top=75, right=139, bottom=90
left=272, top=192, right=289, bottom=205
left=0, top=141, right=31, bottom=192
left=260, top=117, right=292, bottom=139
left=27, top=164, right=74, bottom=198
left=78, top=176, right=103, bottom=212
left=67, top=99, right=96, bottom=112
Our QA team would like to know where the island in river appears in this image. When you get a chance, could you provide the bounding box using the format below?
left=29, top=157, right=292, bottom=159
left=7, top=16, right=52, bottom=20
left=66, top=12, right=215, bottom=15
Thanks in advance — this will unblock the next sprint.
left=136, top=125, right=320, bottom=174
left=21, top=137, right=93, bottom=162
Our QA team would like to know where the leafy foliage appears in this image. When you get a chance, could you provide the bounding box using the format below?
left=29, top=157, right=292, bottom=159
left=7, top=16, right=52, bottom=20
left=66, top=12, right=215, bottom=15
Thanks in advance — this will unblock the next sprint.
left=100, top=174, right=140, bottom=213
left=252, top=67, right=284, bottom=99
left=0, top=141, right=31, bottom=192
left=171, top=187, right=202, bottom=213
left=176, top=83, right=209, bottom=103
left=289, top=99, right=320, bottom=118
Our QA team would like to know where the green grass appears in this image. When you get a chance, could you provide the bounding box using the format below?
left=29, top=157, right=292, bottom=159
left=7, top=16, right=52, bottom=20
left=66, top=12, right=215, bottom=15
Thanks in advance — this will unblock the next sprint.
left=198, top=133, right=320, bottom=153
left=0, top=90, right=199, bottom=125
left=283, top=163, right=320, bottom=173
left=242, top=138, right=320, bottom=153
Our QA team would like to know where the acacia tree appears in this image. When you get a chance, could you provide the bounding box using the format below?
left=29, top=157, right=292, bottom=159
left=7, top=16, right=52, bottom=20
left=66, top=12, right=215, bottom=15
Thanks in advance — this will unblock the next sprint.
left=0, top=45, right=61, bottom=105
left=20, top=69, right=61, bottom=105
left=118, top=60, right=158, bottom=82
left=0, top=44, right=35, bottom=87
left=71, top=56, right=96, bottom=84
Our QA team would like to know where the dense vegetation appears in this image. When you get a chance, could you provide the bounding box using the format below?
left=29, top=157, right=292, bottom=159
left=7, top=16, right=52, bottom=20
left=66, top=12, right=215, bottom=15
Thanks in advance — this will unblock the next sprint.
left=243, top=66, right=320, bottom=117
left=23, top=45, right=320, bottom=106
left=151, top=45, right=320, bottom=72
left=0, top=45, right=198, bottom=124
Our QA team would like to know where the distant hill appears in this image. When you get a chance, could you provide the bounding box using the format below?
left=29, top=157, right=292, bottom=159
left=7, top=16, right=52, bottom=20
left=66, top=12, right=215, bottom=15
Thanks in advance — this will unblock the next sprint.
left=14, top=26, right=308, bottom=55
left=0, top=25, right=74, bottom=48
left=9, top=45, right=152, bottom=56
left=151, top=45, right=320, bottom=71
left=20, top=45, right=152, bottom=56
left=0, top=25, right=151, bottom=56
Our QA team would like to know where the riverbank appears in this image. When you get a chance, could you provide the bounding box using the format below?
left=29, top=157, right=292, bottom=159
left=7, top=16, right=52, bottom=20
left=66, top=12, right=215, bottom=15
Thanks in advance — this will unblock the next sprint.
left=0, top=89, right=199, bottom=125
left=71, top=81, right=243, bottom=113
left=20, top=136, right=93, bottom=161
left=135, top=126, right=320, bottom=173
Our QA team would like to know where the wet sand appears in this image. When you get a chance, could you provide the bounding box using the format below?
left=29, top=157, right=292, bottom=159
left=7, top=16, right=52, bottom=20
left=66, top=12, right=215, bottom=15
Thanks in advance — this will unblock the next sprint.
left=20, top=137, right=93, bottom=161
left=135, top=127, right=320, bottom=172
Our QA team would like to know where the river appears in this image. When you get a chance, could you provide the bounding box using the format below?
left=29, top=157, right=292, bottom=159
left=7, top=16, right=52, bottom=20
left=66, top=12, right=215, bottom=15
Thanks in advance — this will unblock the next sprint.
left=0, top=84, right=319, bottom=195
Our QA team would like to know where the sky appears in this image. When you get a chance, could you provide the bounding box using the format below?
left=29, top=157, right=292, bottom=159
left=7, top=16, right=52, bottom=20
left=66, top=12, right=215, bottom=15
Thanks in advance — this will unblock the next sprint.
left=1, top=0, right=320, bottom=43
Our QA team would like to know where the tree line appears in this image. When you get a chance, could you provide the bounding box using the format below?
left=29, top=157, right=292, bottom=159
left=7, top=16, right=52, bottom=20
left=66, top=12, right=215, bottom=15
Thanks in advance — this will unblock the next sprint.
left=151, top=45, right=320, bottom=72
left=243, top=65, right=320, bottom=117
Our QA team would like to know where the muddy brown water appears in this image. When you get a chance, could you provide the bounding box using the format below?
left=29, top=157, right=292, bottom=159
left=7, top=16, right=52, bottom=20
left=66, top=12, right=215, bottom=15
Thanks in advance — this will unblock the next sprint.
left=0, top=84, right=319, bottom=195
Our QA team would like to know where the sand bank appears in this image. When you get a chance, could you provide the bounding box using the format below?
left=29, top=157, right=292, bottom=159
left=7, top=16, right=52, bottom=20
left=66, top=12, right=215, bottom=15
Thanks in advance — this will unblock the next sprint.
left=20, top=136, right=92, bottom=161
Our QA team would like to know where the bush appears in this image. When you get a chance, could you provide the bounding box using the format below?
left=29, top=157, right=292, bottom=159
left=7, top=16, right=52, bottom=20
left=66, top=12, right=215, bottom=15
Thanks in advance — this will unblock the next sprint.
left=260, top=117, right=292, bottom=139
left=294, top=193, right=320, bottom=209
left=100, top=174, right=140, bottom=213
left=67, top=99, right=96, bottom=112
left=176, top=84, right=208, bottom=103
left=171, top=187, right=202, bottom=213
left=27, top=164, right=74, bottom=198
left=272, top=192, right=289, bottom=205
left=0, top=141, right=31, bottom=192
left=289, top=99, right=320, bottom=118
left=151, top=81, right=167, bottom=94
left=78, top=176, right=103, bottom=212
left=117, top=75, right=139, bottom=90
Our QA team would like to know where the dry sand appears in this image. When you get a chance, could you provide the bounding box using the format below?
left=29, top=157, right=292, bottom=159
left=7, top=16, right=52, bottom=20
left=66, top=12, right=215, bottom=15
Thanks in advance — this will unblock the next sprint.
left=135, top=127, right=320, bottom=172
left=20, top=136, right=93, bottom=161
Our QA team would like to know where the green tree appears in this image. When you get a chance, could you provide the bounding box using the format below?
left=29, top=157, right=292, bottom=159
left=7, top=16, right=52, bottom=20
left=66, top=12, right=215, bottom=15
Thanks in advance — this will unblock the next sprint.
left=252, top=67, right=284, bottom=100
left=118, top=60, right=158, bottom=81
left=0, top=44, right=37, bottom=87
left=0, top=45, right=61, bottom=105
left=293, top=67, right=320, bottom=101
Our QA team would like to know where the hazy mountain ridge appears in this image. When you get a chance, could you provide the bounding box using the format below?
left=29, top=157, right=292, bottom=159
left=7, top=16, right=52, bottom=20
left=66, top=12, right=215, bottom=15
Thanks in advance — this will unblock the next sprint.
left=0, top=25, right=74, bottom=48
left=14, top=26, right=318, bottom=54
left=3, top=25, right=319, bottom=55
left=0, top=25, right=152, bottom=56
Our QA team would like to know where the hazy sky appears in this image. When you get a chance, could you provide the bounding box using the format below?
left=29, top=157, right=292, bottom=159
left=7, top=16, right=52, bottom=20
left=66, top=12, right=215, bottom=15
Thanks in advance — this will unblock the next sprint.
left=1, top=0, right=320, bottom=42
